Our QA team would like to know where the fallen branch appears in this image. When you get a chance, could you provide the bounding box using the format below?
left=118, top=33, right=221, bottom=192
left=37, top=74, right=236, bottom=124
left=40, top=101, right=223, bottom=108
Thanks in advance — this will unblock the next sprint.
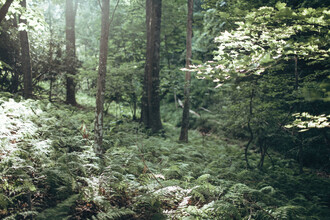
left=178, top=99, right=200, bottom=117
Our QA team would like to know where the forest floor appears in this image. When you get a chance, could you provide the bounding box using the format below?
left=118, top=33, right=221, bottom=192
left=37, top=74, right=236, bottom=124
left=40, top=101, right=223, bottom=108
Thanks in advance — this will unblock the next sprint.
left=0, top=93, right=330, bottom=219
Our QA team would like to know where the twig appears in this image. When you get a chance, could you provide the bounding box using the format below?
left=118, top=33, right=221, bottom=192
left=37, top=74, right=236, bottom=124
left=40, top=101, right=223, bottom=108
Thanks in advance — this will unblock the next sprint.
left=109, top=0, right=120, bottom=28
left=30, top=107, right=38, bottom=116
left=248, top=207, right=252, bottom=220
left=199, top=107, right=212, bottom=113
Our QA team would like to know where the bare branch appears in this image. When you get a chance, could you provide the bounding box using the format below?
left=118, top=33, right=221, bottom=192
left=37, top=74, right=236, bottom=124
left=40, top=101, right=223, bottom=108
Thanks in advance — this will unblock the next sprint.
left=109, top=0, right=120, bottom=28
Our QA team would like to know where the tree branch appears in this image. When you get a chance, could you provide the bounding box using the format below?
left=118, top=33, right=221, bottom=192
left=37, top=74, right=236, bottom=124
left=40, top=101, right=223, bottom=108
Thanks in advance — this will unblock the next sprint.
left=109, top=0, right=120, bottom=28
left=0, top=0, right=14, bottom=24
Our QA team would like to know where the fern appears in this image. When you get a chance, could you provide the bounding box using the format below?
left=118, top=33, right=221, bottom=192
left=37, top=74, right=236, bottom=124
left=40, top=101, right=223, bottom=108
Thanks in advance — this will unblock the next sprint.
left=3, top=211, right=39, bottom=220
left=93, top=207, right=135, bottom=220
left=36, top=194, right=79, bottom=220
left=273, top=205, right=306, bottom=219
left=0, top=193, right=11, bottom=209
left=43, top=168, right=75, bottom=200
left=1, top=96, right=329, bottom=219
left=185, top=201, right=241, bottom=220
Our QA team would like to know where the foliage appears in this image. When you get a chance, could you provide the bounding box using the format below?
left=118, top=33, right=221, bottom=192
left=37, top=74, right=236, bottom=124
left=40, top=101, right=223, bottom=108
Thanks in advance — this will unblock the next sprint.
left=187, top=2, right=330, bottom=171
left=286, top=112, right=330, bottom=132
left=36, top=194, right=80, bottom=220
left=191, top=3, right=329, bottom=79
left=0, top=94, right=330, bottom=219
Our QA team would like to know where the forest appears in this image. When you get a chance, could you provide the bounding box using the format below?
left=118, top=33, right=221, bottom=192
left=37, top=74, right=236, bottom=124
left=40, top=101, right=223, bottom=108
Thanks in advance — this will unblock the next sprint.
left=0, top=0, right=330, bottom=219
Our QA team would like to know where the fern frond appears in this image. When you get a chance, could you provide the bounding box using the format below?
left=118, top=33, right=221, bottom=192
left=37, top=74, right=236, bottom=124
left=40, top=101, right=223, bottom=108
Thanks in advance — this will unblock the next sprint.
left=96, top=207, right=135, bottom=220
left=36, top=194, right=79, bottom=220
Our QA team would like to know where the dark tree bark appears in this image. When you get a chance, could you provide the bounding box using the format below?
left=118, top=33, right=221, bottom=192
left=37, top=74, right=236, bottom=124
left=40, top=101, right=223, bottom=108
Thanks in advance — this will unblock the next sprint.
left=132, top=90, right=137, bottom=120
left=19, top=0, right=33, bottom=99
left=142, top=0, right=162, bottom=133
left=94, top=0, right=110, bottom=154
left=294, top=55, right=298, bottom=90
left=298, top=134, right=304, bottom=174
left=257, top=136, right=267, bottom=170
left=65, top=0, right=78, bottom=105
left=11, top=16, right=19, bottom=93
left=179, top=0, right=193, bottom=142
left=0, top=0, right=13, bottom=24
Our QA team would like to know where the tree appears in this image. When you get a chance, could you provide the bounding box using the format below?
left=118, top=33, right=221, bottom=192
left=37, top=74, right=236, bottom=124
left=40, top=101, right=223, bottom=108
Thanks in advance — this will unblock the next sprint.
left=94, top=0, right=110, bottom=154
left=19, top=0, right=33, bottom=99
left=65, top=0, right=78, bottom=105
left=179, top=0, right=193, bottom=142
left=192, top=2, right=329, bottom=169
left=141, top=0, right=162, bottom=133
left=0, top=0, right=13, bottom=24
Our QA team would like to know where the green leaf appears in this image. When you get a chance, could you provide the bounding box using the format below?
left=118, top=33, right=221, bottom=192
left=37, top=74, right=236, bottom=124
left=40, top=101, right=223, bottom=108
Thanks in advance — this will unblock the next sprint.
left=259, top=53, right=272, bottom=65
left=275, top=2, right=287, bottom=10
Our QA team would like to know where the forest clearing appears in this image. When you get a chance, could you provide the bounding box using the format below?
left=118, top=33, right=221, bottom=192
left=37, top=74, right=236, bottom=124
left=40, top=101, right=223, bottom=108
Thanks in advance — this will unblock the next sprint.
left=1, top=0, right=330, bottom=219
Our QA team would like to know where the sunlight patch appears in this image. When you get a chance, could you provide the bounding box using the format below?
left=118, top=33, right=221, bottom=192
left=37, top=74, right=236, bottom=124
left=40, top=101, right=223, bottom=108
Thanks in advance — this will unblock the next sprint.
left=0, top=98, right=40, bottom=151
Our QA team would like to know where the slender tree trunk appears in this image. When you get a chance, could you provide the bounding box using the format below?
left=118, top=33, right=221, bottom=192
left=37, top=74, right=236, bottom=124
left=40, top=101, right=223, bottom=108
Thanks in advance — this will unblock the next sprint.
left=294, top=55, right=304, bottom=173
left=294, top=55, right=298, bottom=90
left=245, top=88, right=254, bottom=169
left=19, top=0, right=33, bottom=99
left=298, top=135, right=304, bottom=174
left=179, top=0, right=193, bottom=142
left=258, top=139, right=267, bottom=170
left=132, top=91, right=137, bottom=120
left=49, top=77, right=53, bottom=101
left=142, top=0, right=162, bottom=133
left=0, top=0, right=13, bottom=24
left=48, top=0, right=53, bottom=102
left=323, top=129, right=329, bottom=148
left=65, top=0, right=77, bottom=105
left=94, top=0, right=110, bottom=154
left=174, top=89, right=178, bottom=109
left=12, top=16, right=19, bottom=93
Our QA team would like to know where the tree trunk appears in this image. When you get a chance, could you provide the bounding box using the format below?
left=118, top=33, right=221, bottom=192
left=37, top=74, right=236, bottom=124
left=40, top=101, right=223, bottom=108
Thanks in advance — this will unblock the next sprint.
left=294, top=55, right=298, bottom=90
left=245, top=87, right=254, bottom=169
left=94, top=0, right=110, bottom=155
left=179, top=0, right=193, bottom=142
left=298, top=135, right=304, bottom=174
left=258, top=137, right=267, bottom=170
left=65, top=0, right=77, bottom=105
left=142, top=0, right=162, bottom=133
left=11, top=16, right=19, bottom=93
left=294, top=55, right=304, bottom=173
left=48, top=0, right=53, bottom=102
left=19, top=0, right=33, bottom=99
left=49, top=77, right=53, bottom=102
left=0, top=0, right=14, bottom=24
left=132, top=91, right=137, bottom=120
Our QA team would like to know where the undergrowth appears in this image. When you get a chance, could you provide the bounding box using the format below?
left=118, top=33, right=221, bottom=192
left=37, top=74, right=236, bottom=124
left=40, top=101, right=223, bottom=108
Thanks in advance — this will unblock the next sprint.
left=0, top=94, right=329, bottom=219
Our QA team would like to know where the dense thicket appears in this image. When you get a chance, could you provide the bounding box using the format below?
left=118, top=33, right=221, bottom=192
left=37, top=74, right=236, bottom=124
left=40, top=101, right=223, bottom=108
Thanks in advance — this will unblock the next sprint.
left=0, top=0, right=329, bottom=219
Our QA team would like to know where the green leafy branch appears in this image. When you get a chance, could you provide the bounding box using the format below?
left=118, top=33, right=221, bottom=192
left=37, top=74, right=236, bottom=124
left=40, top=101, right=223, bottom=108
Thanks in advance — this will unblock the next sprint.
left=285, top=113, right=330, bottom=132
